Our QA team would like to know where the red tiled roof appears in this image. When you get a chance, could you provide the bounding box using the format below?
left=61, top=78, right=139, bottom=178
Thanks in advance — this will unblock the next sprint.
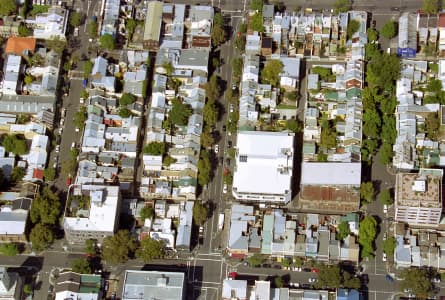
left=32, top=169, right=44, bottom=180
left=439, top=13, right=445, bottom=28
left=5, top=37, right=36, bottom=55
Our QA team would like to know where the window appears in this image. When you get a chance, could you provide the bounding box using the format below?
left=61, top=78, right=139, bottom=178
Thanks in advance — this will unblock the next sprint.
left=239, top=155, right=248, bottom=162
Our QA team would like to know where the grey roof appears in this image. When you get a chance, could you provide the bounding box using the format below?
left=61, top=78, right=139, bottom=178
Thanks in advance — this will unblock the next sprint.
left=123, top=270, right=185, bottom=300
left=177, top=49, right=209, bottom=68
left=262, top=4, right=274, bottom=18
left=0, top=94, right=55, bottom=114
left=110, top=142, right=137, bottom=153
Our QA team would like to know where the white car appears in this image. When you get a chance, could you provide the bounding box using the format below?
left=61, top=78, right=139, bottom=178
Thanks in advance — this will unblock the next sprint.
left=382, top=253, right=387, bottom=262
left=55, top=145, right=60, bottom=152
left=214, top=145, right=219, bottom=153
left=308, top=278, right=316, bottom=283
left=75, top=127, right=80, bottom=132
left=60, top=118, right=64, bottom=126
left=383, top=232, right=387, bottom=240
left=71, top=142, right=76, bottom=148
left=223, top=184, right=228, bottom=194
left=383, top=204, right=388, bottom=214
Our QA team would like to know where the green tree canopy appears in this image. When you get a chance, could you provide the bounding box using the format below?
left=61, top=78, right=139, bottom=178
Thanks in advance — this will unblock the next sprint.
left=200, top=130, right=214, bottom=149
left=69, top=11, right=84, bottom=28
left=380, top=142, right=394, bottom=165
left=249, top=0, right=263, bottom=11
left=73, top=106, right=87, bottom=130
left=320, top=125, right=337, bottom=149
left=261, top=59, right=283, bottom=86
left=119, top=107, right=132, bottom=118
left=46, top=37, right=66, bottom=54
left=312, top=66, right=332, bottom=81
left=337, top=221, right=350, bottom=241
left=347, top=19, right=360, bottom=40
left=250, top=13, right=264, bottom=32
left=383, top=236, right=396, bottom=255
left=381, top=21, right=397, bottom=39
left=84, top=239, right=97, bottom=256
left=101, top=230, right=137, bottom=264
left=367, top=28, right=379, bottom=43
left=169, top=98, right=192, bottom=126
left=24, top=74, right=34, bottom=85
left=71, top=257, right=92, bottom=274
left=285, top=119, right=302, bottom=133
left=136, top=237, right=165, bottom=263
left=358, top=216, right=377, bottom=258
left=333, top=0, right=350, bottom=13
left=203, top=101, right=218, bottom=128
left=422, top=0, right=438, bottom=14
left=400, top=268, right=434, bottom=298
left=30, top=187, right=61, bottom=225
left=205, top=74, right=222, bottom=102
left=193, top=202, right=208, bottom=226
left=211, top=13, right=226, bottom=47
left=11, top=167, right=26, bottom=183
left=0, top=0, right=17, bottom=16
left=143, top=141, right=166, bottom=155
left=120, top=93, right=136, bottom=106
left=126, top=19, right=137, bottom=39
left=363, top=109, right=381, bottom=139
left=83, top=60, right=93, bottom=78
left=231, top=57, right=243, bottom=79
left=366, top=53, right=400, bottom=92
left=43, top=167, right=56, bottom=182
left=30, top=224, right=54, bottom=251
left=197, top=150, right=211, bottom=186
left=139, top=206, right=154, bottom=220
left=274, top=276, right=284, bottom=288
left=99, top=34, right=115, bottom=50
left=0, top=243, right=19, bottom=256
left=18, top=23, right=32, bottom=37
left=88, top=20, right=98, bottom=37
left=2, top=134, right=28, bottom=155
left=379, top=189, right=393, bottom=205
left=360, top=182, right=375, bottom=204
left=247, top=254, right=266, bottom=267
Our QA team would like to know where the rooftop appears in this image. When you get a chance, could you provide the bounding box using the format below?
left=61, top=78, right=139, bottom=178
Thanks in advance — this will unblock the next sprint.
left=396, top=169, right=443, bottom=207
left=5, top=37, right=36, bottom=55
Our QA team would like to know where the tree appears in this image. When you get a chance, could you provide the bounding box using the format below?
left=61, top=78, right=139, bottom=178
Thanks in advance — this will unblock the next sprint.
left=69, top=11, right=84, bottom=28
left=382, top=236, right=396, bottom=255
left=285, top=119, right=302, bottom=133
left=337, top=221, right=350, bottom=241
left=360, top=182, right=375, bottom=204
left=169, top=98, right=192, bottom=126
left=320, top=126, right=337, bottom=149
left=367, top=28, right=379, bottom=43
left=18, top=23, right=32, bottom=37
left=0, top=0, right=17, bottom=16
left=23, top=284, right=32, bottom=295
left=61, top=158, right=77, bottom=177
left=30, top=224, right=54, bottom=251
left=11, top=167, right=25, bottom=183
left=333, top=0, right=350, bottom=13
left=274, top=276, right=284, bottom=288
left=347, top=19, right=360, bottom=40
left=425, top=112, right=440, bottom=140
left=83, top=60, right=93, bottom=78
left=163, top=155, right=177, bottom=166
left=379, top=189, right=393, bottom=205
left=200, top=130, right=214, bottom=148
left=234, top=35, right=246, bottom=51
left=380, top=142, right=394, bottom=165
left=205, top=74, right=222, bottom=102
left=120, top=93, right=136, bottom=106
left=126, top=19, right=137, bottom=39
left=193, top=202, right=208, bottom=226
left=162, top=62, right=174, bottom=76
left=87, top=20, right=98, bottom=37
left=2, top=134, right=28, bottom=155
left=249, top=0, right=263, bottom=11
left=363, top=109, right=381, bottom=139
left=0, top=243, right=18, bottom=256
left=43, top=167, right=56, bottom=182
left=358, top=216, right=377, bottom=258
left=71, top=258, right=92, bottom=274
left=366, top=53, right=400, bottom=92
left=203, top=101, right=218, bottom=128
left=119, top=108, right=132, bottom=118
left=99, top=34, right=115, bottom=50
left=250, top=13, right=264, bottom=32
left=85, top=239, right=97, bottom=256
left=198, top=150, right=211, bottom=186
left=211, top=13, right=226, bottom=47
left=315, top=264, right=343, bottom=289
left=101, top=230, right=137, bottom=264
left=312, top=66, right=332, bottom=81
left=400, top=268, right=434, bottom=298
left=365, top=43, right=381, bottom=61
left=30, top=187, right=61, bottom=225
left=143, top=141, right=166, bottom=155
left=247, top=254, right=265, bottom=267
left=46, top=37, right=66, bottom=55
left=139, top=206, right=154, bottom=220
left=423, top=0, right=438, bottom=14
left=73, top=106, right=87, bottom=130
left=261, top=59, right=283, bottom=87
left=232, top=57, right=243, bottom=79
left=136, top=237, right=165, bottom=263
left=381, top=21, right=397, bottom=39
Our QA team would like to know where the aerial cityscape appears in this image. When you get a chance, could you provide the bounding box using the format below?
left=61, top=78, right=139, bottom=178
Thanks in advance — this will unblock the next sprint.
left=0, top=0, right=443, bottom=299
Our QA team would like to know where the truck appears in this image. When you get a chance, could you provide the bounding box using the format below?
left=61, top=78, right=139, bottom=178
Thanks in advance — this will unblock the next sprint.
left=218, top=213, right=225, bottom=230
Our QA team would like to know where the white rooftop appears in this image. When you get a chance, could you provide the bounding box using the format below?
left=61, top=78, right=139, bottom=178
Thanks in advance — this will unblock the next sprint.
left=301, top=162, right=361, bottom=185
left=232, top=131, right=294, bottom=196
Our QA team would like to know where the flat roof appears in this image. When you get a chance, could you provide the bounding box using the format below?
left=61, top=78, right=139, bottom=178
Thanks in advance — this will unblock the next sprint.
left=144, top=1, right=163, bottom=42
left=232, top=131, right=294, bottom=196
left=301, top=162, right=361, bottom=185
left=396, top=169, right=442, bottom=207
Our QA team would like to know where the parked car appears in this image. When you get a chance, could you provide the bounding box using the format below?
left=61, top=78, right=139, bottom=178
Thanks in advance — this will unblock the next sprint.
left=262, top=263, right=271, bottom=268
left=227, top=140, right=232, bottom=148
left=223, top=184, right=228, bottom=194
left=55, top=145, right=60, bottom=152
left=383, top=232, right=387, bottom=240
left=222, top=125, right=226, bottom=132
left=308, top=278, right=316, bottom=283
left=71, top=142, right=76, bottom=148
left=385, top=274, right=394, bottom=283
left=214, top=144, right=219, bottom=153
left=225, top=158, right=231, bottom=166
left=382, top=252, right=387, bottom=262
left=228, top=272, right=237, bottom=279
left=303, top=268, right=312, bottom=272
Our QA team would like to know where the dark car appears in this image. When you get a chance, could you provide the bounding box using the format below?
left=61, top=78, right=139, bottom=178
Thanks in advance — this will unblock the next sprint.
left=228, top=141, right=232, bottom=148
left=385, top=274, right=394, bottom=283
left=222, top=125, right=226, bottom=132
left=226, top=158, right=231, bottom=166
left=262, top=263, right=271, bottom=268
left=303, top=268, right=312, bottom=272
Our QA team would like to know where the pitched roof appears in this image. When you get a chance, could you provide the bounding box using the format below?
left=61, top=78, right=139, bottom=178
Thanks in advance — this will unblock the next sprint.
left=5, top=37, right=36, bottom=55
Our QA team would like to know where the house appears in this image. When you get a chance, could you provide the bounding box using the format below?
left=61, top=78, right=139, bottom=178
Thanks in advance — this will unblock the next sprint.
left=0, top=196, right=31, bottom=243
left=25, top=6, right=68, bottom=40
left=222, top=279, right=289, bottom=300
left=1, top=55, right=22, bottom=95
left=262, top=5, right=274, bottom=34
left=143, top=1, right=163, bottom=50
left=122, top=270, right=186, bottom=300
left=228, top=204, right=256, bottom=257
left=5, top=37, right=36, bottom=56
left=101, top=0, right=120, bottom=37
left=395, top=168, right=443, bottom=227
left=398, top=13, right=417, bottom=58
left=232, top=131, right=295, bottom=204
left=189, top=6, right=213, bottom=48
left=176, top=49, right=210, bottom=74
left=337, top=289, right=361, bottom=300
left=63, top=185, right=121, bottom=244
left=280, top=56, right=300, bottom=90
left=90, top=56, right=116, bottom=92
left=176, top=201, right=193, bottom=250
left=54, top=272, right=102, bottom=300
left=245, top=32, right=261, bottom=56
left=299, top=162, right=361, bottom=213
left=0, top=267, right=23, bottom=300
left=222, top=280, right=247, bottom=300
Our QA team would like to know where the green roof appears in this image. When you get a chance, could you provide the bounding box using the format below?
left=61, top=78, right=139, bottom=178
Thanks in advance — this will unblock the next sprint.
left=261, top=215, right=274, bottom=255
left=341, top=213, right=359, bottom=223
left=178, top=177, right=197, bottom=187
left=79, top=274, right=101, bottom=293
left=325, top=91, right=339, bottom=100
left=303, top=141, right=316, bottom=154
left=346, top=87, right=362, bottom=99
